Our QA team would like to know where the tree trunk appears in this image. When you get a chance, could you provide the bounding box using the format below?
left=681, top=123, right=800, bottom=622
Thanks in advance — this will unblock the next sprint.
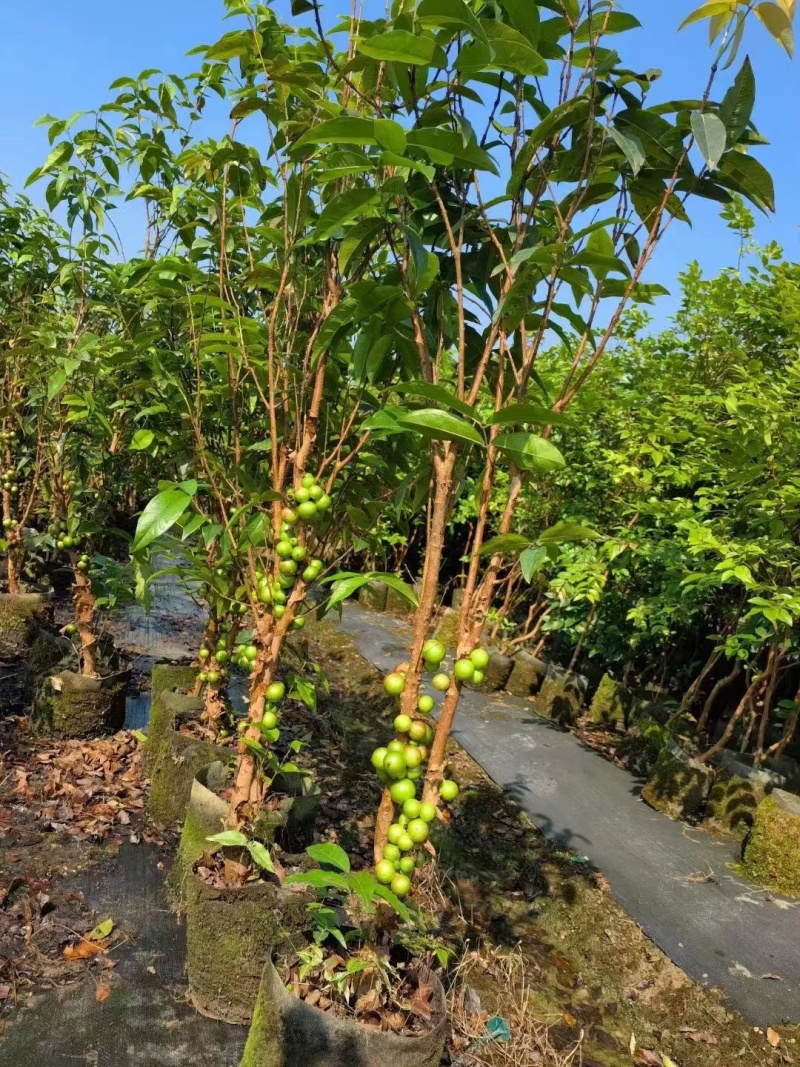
left=698, top=668, right=766, bottom=764
left=73, top=565, right=98, bottom=678
left=754, top=645, right=782, bottom=764
left=666, top=647, right=723, bottom=730
left=768, top=686, right=800, bottom=759
left=694, top=661, right=740, bottom=739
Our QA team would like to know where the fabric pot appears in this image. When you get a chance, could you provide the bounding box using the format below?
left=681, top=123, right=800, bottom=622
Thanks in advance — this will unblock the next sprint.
left=240, top=958, right=448, bottom=1067
left=37, top=667, right=131, bottom=737
left=0, top=593, right=51, bottom=661
left=145, top=663, right=199, bottom=773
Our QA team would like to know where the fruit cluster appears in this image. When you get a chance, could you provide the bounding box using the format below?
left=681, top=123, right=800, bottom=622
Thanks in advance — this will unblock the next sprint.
left=281, top=471, right=332, bottom=526
left=197, top=618, right=235, bottom=684
left=1, top=467, right=20, bottom=496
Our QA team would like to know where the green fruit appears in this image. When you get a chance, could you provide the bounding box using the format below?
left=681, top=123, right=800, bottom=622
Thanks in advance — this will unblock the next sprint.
left=276, top=540, right=293, bottom=559
left=237, top=602, right=248, bottom=614
left=403, top=798, right=421, bottom=820
left=63, top=536, right=74, bottom=548
left=407, top=767, right=422, bottom=780
left=259, top=585, right=272, bottom=604
left=199, top=648, right=210, bottom=660
left=266, top=682, right=285, bottom=702
left=470, top=647, right=490, bottom=670
left=471, top=669, right=485, bottom=686
left=295, top=486, right=310, bottom=504
left=308, top=485, right=323, bottom=501
left=76, top=560, right=87, bottom=570
left=371, top=747, right=388, bottom=770
left=64, top=623, right=77, bottom=636
left=291, top=616, right=306, bottom=630
left=383, top=672, right=406, bottom=696
left=291, top=545, right=307, bottom=562
left=279, top=559, right=297, bottom=576
left=422, top=639, right=446, bottom=665
left=397, top=833, right=415, bottom=853
left=419, top=802, right=437, bottom=824
left=302, top=566, right=317, bottom=582
left=387, top=739, right=405, bottom=754
left=246, top=644, right=259, bottom=660
left=417, top=695, right=434, bottom=715
left=198, top=672, right=208, bottom=683
left=262, top=710, right=278, bottom=729
left=272, top=588, right=287, bottom=605
left=310, top=558, right=323, bottom=572
left=454, top=658, right=475, bottom=682
left=407, top=818, right=429, bottom=844
left=399, top=856, right=415, bottom=874
left=216, top=650, right=229, bottom=665
left=389, top=778, right=416, bottom=805
left=278, top=574, right=295, bottom=589
left=394, top=713, right=413, bottom=734
left=281, top=507, right=298, bottom=526
left=439, top=779, right=459, bottom=802
left=301, top=473, right=316, bottom=489
left=391, top=872, right=411, bottom=897
left=398, top=814, right=408, bottom=828
left=375, top=860, right=395, bottom=884
left=404, top=746, right=423, bottom=770
left=432, top=673, right=450, bottom=692
left=297, top=500, right=318, bottom=521
left=383, top=752, right=407, bottom=780
left=273, top=604, right=286, bottom=618
left=383, top=843, right=401, bottom=863
left=206, top=670, right=220, bottom=684
left=409, top=719, right=428, bottom=741
left=387, top=824, right=404, bottom=845
left=56, top=540, right=65, bottom=550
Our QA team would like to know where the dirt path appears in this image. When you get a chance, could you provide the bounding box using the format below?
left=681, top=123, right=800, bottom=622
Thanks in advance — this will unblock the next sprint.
left=339, top=603, right=800, bottom=1028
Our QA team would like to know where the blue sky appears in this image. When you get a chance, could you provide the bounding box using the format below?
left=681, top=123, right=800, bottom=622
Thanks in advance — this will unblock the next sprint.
left=1, top=1, right=798, bottom=325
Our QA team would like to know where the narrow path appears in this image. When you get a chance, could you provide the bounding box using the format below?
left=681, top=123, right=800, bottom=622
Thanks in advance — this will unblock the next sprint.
left=339, top=603, right=800, bottom=1028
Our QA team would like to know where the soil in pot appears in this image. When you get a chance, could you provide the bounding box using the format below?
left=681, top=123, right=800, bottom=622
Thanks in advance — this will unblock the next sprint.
left=34, top=667, right=131, bottom=738
left=0, top=592, right=52, bottom=661
left=240, top=957, right=447, bottom=1067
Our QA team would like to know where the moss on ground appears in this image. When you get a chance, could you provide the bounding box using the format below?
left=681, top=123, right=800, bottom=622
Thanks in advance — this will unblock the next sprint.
left=36, top=670, right=129, bottom=738
left=741, top=793, right=800, bottom=896
left=0, top=593, right=51, bottom=661
left=534, top=675, right=582, bottom=725
left=615, top=717, right=670, bottom=777
left=587, top=673, right=629, bottom=726
left=505, top=651, right=545, bottom=698
left=704, top=772, right=761, bottom=840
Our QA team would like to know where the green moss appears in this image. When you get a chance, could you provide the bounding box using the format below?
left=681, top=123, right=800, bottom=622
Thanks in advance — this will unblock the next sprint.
left=186, top=877, right=310, bottom=1024
left=741, top=794, right=800, bottom=896
left=615, top=718, right=669, bottom=777
left=0, top=593, right=50, bottom=661
left=147, top=664, right=198, bottom=772
left=588, top=674, right=629, bottom=726
left=704, top=772, right=761, bottom=840
left=432, top=608, right=459, bottom=651
left=35, top=669, right=129, bottom=738
left=505, top=652, right=546, bottom=699
left=147, top=731, right=224, bottom=830
left=535, top=676, right=582, bottom=726
left=641, top=747, right=713, bottom=823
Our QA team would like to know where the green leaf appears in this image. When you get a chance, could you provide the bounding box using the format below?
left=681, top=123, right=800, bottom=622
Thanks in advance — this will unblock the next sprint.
left=129, top=428, right=155, bottom=451
left=358, top=30, right=447, bottom=66
left=339, top=218, right=385, bottom=275
left=755, top=2, right=794, bottom=56
left=719, top=56, right=755, bottom=142
left=406, top=128, right=499, bottom=174
left=247, top=841, right=276, bottom=872
left=399, top=408, right=484, bottom=446
left=607, top=126, right=645, bottom=176
left=374, top=119, right=407, bottom=154
left=284, top=869, right=350, bottom=890
left=679, top=2, right=735, bottom=31
left=575, top=11, right=640, bottom=41
left=207, top=830, right=248, bottom=847
left=393, top=381, right=474, bottom=418
left=717, top=151, right=776, bottom=212
left=306, top=842, right=351, bottom=872
left=489, top=403, right=570, bottom=427
left=314, top=188, right=379, bottom=241
left=615, top=109, right=683, bottom=165
left=132, top=486, right=195, bottom=553
left=520, top=546, right=548, bottom=582
left=131, top=730, right=148, bottom=744
left=480, top=533, right=534, bottom=556
left=538, top=522, right=600, bottom=545
left=47, top=368, right=68, bottom=401
left=373, top=884, right=412, bottom=923
left=321, top=571, right=418, bottom=610
left=508, top=98, right=590, bottom=196
left=418, top=0, right=486, bottom=40
left=87, top=919, right=114, bottom=941
left=501, top=0, right=540, bottom=45
left=690, top=111, right=727, bottom=171
left=294, top=117, right=377, bottom=150
left=495, top=432, right=566, bottom=473
left=482, top=22, right=547, bottom=76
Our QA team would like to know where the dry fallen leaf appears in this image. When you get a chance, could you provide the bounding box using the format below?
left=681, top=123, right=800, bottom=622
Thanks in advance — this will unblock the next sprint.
left=95, top=983, right=111, bottom=1003
left=686, top=1031, right=718, bottom=1045
left=63, top=938, right=106, bottom=961
left=761, top=973, right=783, bottom=981
left=767, top=1027, right=781, bottom=1049
left=408, top=981, right=433, bottom=1022
left=635, top=1050, right=661, bottom=1066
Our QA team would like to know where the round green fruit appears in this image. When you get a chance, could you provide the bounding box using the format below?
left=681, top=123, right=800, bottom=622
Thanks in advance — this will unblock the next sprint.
left=470, top=647, right=490, bottom=670
left=302, top=566, right=317, bottom=582
left=397, top=833, right=415, bottom=853
left=309, top=485, right=323, bottom=501
left=387, top=739, right=405, bottom=754
left=291, top=616, right=306, bottom=631
left=301, top=473, right=316, bottom=489
left=371, top=747, right=388, bottom=770
left=407, top=767, right=422, bottom=780
left=393, top=713, right=413, bottom=735
left=297, top=501, right=318, bottom=521
left=404, top=746, right=423, bottom=770
left=274, top=604, right=287, bottom=619
left=294, top=487, right=310, bottom=504
left=246, top=645, right=259, bottom=660
left=281, top=507, right=298, bottom=526
left=417, top=695, right=434, bottom=715
left=399, top=856, right=415, bottom=875
left=276, top=540, right=293, bottom=559
left=439, top=779, right=459, bottom=802
left=64, top=623, right=77, bottom=636
left=279, top=559, right=297, bottom=576
left=207, top=670, right=220, bottom=684
left=316, top=494, right=332, bottom=513
left=409, top=719, right=428, bottom=742
left=382, top=843, right=401, bottom=863
left=198, top=672, right=208, bottom=683
left=262, top=710, right=278, bottom=729
left=216, top=650, right=229, bottom=665
left=383, top=672, right=406, bottom=696
left=407, top=819, right=429, bottom=844
left=199, top=648, right=210, bottom=660
left=471, top=669, right=484, bottom=686
left=383, top=752, right=407, bottom=780
left=291, top=545, right=307, bottom=562
left=432, top=673, right=451, bottom=692
left=422, top=639, right=446, bottom=665
left=387, top=824, right=404, bottom=845
left=454, top=658, right=475, bottom=682
left=391, top=873, right=411, bottom=897
left=419, top=802, right=437, bottom=824
left=375, top=860, right=395, bottom=884
left=402, top=798, right=421, bottom=820
left=389, top=778, right=416, bottom=805
left=266, top=682, right=285, bottom=702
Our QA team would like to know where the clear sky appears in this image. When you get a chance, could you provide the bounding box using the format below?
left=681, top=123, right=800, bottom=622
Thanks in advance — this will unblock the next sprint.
left=1, top=1, right=798, bottom=325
